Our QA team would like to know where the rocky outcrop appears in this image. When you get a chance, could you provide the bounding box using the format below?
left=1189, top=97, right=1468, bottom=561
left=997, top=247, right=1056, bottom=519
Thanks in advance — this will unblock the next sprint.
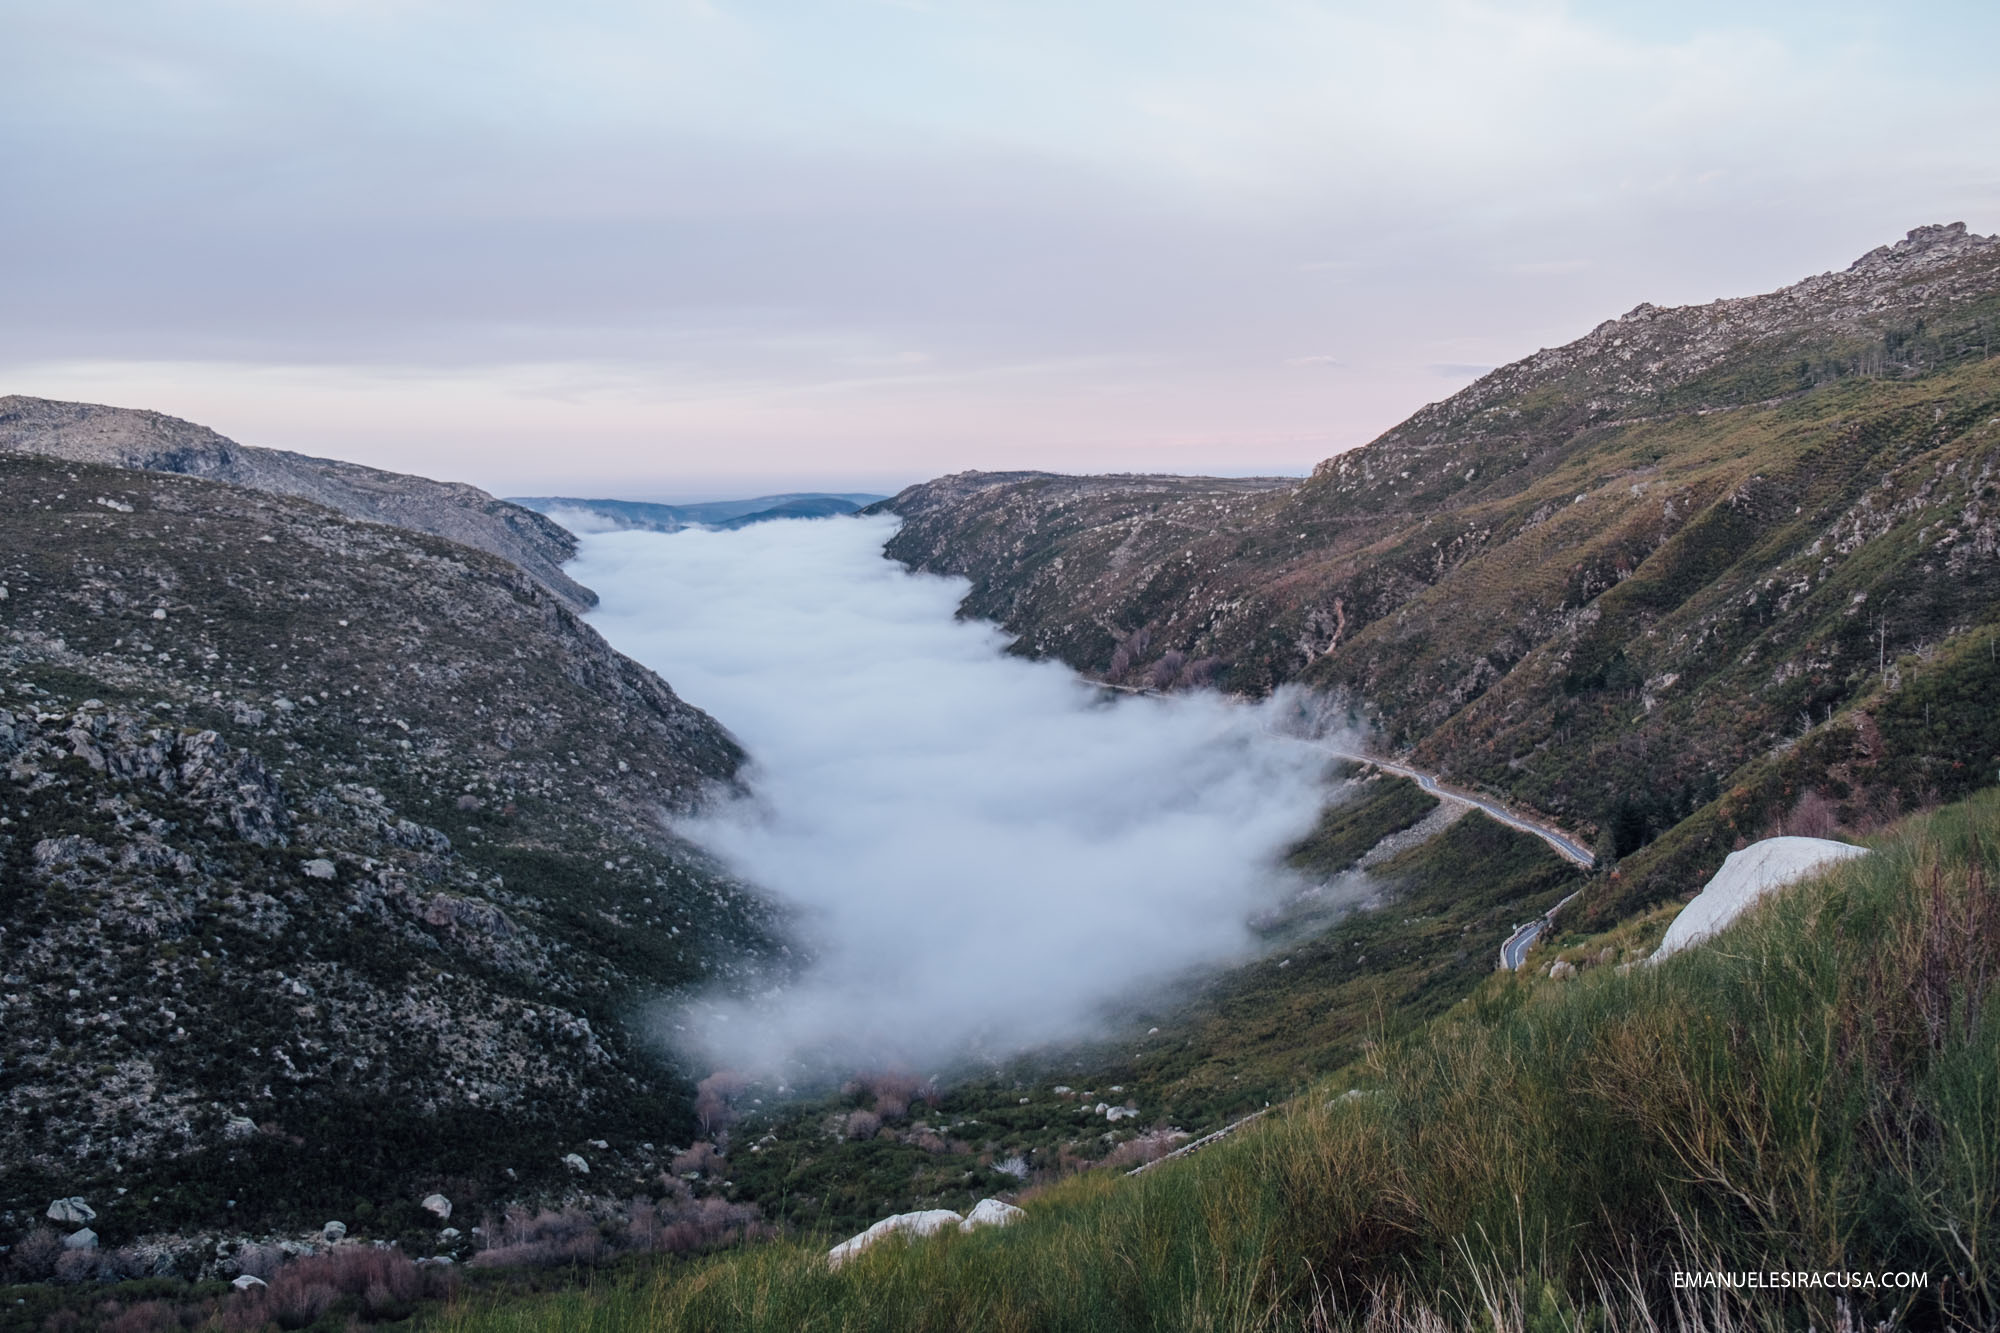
left=959, top=1198, right=1025, bottom=1231
left=0, top=396, right=595, bottom=610
left=1650, top=837, right=1868, bottom=962
left=826, top=1208, right=965, bottom=1269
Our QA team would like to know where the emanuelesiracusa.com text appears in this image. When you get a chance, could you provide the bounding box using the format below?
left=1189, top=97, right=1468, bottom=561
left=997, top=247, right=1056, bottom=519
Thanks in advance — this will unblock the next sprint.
left=1674, top=1271, right=1930, bottom=1291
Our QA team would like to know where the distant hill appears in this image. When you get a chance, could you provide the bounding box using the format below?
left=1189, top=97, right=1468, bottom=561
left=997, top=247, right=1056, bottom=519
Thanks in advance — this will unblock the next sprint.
left=0, top=397, right=597, bottom=610
left=511, top=493, right=888, bottom=533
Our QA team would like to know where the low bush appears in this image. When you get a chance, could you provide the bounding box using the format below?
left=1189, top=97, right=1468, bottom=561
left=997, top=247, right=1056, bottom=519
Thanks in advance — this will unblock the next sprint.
left=220, top=1245, right=448, bottom=1331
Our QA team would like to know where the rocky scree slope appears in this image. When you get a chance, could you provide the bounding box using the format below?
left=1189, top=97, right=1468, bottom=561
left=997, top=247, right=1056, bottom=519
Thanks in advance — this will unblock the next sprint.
left=0, top=453, right=784, bottom=1262
left=0, top=396, right=595, bottom=611
left=879, top=224, right=2000, bottom=905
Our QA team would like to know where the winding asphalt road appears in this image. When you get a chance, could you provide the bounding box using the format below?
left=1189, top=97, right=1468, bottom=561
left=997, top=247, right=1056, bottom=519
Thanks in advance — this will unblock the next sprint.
left=1096, top=679, right=1598, bottom=969
left=1310, top=746, right=1596, bottom=869
left=1499, top=891, right=1581, bottom=971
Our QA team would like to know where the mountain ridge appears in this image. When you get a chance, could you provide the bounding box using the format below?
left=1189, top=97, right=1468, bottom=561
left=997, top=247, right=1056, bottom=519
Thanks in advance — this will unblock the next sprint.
left=878, top=223, right=2000, bottom=907
left=0, top=396, right=597, bottom=611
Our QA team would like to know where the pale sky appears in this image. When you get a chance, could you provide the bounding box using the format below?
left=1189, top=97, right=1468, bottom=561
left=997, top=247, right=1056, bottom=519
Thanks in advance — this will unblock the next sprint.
left=5, top=1, right=1998, bottom=499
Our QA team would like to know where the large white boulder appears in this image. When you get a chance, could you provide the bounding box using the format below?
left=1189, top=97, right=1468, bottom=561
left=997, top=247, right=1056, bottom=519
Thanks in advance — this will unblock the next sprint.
left=959, top=1199, right=1025, bottom=1232
left=1651, top=836, right=1868, bottom=962
left=827, top=1209, right=964, bottom=1269
left=46, top=1198, right=96, bottom=1225
left=421, top=1193, right=453, bottom=1221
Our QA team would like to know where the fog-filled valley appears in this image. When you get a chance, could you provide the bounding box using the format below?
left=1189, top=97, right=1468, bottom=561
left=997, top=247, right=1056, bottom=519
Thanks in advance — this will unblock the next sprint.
left=573, top=514, right=1342, bottom=1077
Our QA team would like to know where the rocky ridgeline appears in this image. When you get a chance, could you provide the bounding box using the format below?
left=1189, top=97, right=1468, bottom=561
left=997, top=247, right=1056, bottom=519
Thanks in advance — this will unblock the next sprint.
left=0, top=395, right=596, bottom=610
left=1306, top=223, right=2000, bottom=515
left=0, top=451, right=785, bottom=1266
left=875, top=472, right=1300, bottom=674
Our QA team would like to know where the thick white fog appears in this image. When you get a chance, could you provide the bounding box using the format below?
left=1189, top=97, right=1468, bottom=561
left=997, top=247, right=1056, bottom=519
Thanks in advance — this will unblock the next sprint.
left=574, top=515, right=1341, bottom=1076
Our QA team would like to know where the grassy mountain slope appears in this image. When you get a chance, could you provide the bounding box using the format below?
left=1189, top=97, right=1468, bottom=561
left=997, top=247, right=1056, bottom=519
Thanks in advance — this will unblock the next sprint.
left=879, top=224, right=2000, bottom=905
left=0, top=454, right=781, bottom=1259
left=437, top=787, right=2000, bottom=1332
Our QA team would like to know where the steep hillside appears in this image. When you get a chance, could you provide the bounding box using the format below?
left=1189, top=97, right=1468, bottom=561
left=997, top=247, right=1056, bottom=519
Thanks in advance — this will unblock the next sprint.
left=879, top=224, right=2000, bottom=894
left=0, top=397, right=595, bottom=610
left=0, top=453, right=782, bottom=1260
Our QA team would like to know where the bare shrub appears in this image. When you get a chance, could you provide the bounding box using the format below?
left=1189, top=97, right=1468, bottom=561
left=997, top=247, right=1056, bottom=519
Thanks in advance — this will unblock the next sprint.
left=469, top=1196, right=766, bottom=1271
left=104, top=1300, right=176, bottom=1333
left=8, top=1226, right=64, bottom=1281
left=1102, top=1129, right=1190, bottom=1171
left=1108, top=644, right=1131, bottom=678
left=272, top=1280, right=338, bottom=1330
left=843, top=1109, right=882, bottom=1141
left=226, top=1244, right=444, bottom=1330
left=465, top=1207, right=607, bottom=1270
left=864, top=1071, right=923, bottom=1121
left=1779, top=789, right=1843, bottom=839
left=694, top=1070, right=750, bottom=1136
left=1150, top=650, right=1187, bottom=690
left=1179, top=656, right=1222, bottom=689
left=670, top=1141, right=724, bottom=1177
left=53, top=1248, right=103, bottom=1284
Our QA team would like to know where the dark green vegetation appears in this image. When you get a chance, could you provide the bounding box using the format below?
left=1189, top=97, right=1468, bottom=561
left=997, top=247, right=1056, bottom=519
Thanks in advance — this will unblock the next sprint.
left=880, top=224, right=2000, bottom=928
left=0, top=454, right=782, bottom=1260
left=1285, top=770, right=1439, bottom=876
left=434, top=788, right=2000, bottom=1333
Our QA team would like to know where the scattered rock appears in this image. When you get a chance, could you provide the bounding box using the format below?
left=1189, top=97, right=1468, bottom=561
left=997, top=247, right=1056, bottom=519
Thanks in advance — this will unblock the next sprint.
left=1550, top=960, right=1577, bottom=981
left=223, top=1115, right=259, bottom=1141
left=45, top=1197, right=96, bottom=1225
left=959, top=1199, right=1025, bottom=1232
left=63, top=1228, right=98, bottom=1251
left=562, top=1153, right=590, bottom=1174
left=301, top=858, right=337, bottom=880
left=827, top=1209, right=964, bottom=1269
left=321, top=1221, right=347, bottom=1244
left=421, top=1193, right=452, bottom=1221
left=231, top=1274, right=267, bottom=1291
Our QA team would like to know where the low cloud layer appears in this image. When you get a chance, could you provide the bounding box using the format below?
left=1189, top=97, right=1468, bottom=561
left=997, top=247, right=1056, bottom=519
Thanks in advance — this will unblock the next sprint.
left=574, top=515, right=1340, bottom=1076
